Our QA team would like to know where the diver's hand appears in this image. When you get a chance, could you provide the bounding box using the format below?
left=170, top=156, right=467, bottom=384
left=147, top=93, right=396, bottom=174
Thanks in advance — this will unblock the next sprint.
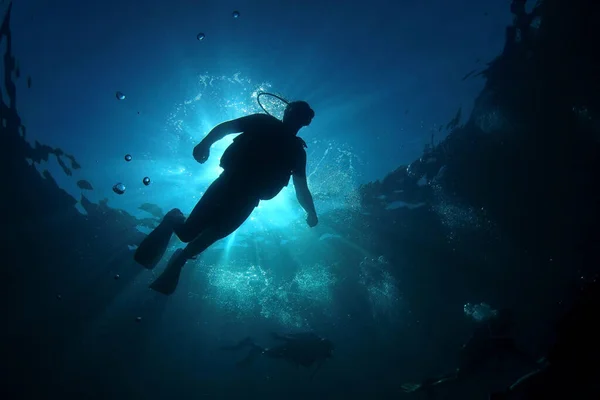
left=193, top=141, right=210, bottom=163
left=306, top=212, right=318, bottom=228
left=401, top=383, right=422, bottom=393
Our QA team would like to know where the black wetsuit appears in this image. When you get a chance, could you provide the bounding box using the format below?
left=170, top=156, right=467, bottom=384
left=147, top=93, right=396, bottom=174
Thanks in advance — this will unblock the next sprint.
left=173, top=114, right=307, bottom=245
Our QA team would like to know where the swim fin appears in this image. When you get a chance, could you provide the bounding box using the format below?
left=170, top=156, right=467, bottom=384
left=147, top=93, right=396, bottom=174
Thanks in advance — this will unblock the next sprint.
left=149, top=248, right=187, bottom=295
left=134, top=209, right=184, bottom=269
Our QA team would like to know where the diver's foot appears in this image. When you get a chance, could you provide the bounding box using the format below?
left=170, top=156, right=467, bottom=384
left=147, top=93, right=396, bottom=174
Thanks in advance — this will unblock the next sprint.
left=164, top=208, right=185, bottom=225
left=149, top=248, right=187, bottom=295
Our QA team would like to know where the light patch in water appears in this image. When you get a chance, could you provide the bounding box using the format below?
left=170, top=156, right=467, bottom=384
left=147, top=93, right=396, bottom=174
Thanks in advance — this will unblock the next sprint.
left=318, top=233, right=342, bottom=241
left=75, top=202, right=88, bottom=215
left=385, top=201, right=426, bottom=210
left=430, top=182, right=497, bottom=243
left=292, top=263, right=337, bottom=303
left=358, top=256, right=402, bottom=321
left=464, top=302, right=497, bottom=322
left=204, top=262, right=337, bottom=328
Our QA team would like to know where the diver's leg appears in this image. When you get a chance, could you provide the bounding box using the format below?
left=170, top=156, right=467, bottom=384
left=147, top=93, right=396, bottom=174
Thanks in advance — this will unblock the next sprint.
left=134, top=208, right=185, bottom=269
left=148, top=248, right=187, bottom=295
left=149, top=195, right=258, bottom=295
left=494, top=337, right=539, bottom=369
left=180, top=196, right=259, bottom=259
left=173, top=175, right=228, bottom=243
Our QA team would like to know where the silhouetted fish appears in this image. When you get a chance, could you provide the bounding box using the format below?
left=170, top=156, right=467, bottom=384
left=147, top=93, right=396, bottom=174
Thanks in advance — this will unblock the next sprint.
left=139, top=203, right=165, bottom=219
left=461, top=69, right=478, bottom=81
left=77, top=179, right=93, bottom=190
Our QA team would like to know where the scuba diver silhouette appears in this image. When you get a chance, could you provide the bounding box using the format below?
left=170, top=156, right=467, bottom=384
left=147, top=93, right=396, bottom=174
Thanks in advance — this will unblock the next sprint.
left=221, top=332, right=334, bottom=379
left=401, top=309, right=537, bottom=397
left=490, top=277, right=600, bottom=399
left=134, top=96, right=318, bottom=295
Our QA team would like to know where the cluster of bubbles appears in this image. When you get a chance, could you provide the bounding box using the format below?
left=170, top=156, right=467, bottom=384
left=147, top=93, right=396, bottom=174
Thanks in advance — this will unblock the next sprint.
left=429, top=180, right=497, bottom=244
left=305, top=140, right=363, bottom=212
left=203, top=261, right=336, bottom=328
left=110, top=151, right=151, bottom=195
left=464, top=302, right=497, bottom=322
left=358, top=256, right=402, bottom=321
left=196, top=10, right=240, bottom=42
left=113, top=90, right=153, bottom=195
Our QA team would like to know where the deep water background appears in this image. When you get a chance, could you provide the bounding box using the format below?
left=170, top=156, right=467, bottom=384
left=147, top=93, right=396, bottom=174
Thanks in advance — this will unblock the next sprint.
left=11, top=0, right=511, bottom=188
left=2, top=0, right=599, bottom=399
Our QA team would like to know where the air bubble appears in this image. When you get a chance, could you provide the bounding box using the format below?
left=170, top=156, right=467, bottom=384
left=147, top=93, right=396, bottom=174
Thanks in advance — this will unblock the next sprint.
left=112, top=183, right=126, bottom=195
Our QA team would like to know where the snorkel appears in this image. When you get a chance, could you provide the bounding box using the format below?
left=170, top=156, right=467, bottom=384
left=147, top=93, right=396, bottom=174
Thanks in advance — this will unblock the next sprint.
left=256, top=92, right=289, bottom=118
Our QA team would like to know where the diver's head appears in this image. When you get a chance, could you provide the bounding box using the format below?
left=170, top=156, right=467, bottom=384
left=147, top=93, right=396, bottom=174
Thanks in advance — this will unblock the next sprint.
left=283, top=101, right=314, bottom=130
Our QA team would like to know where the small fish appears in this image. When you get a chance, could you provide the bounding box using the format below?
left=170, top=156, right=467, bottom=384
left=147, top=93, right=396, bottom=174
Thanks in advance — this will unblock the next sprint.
left=27, top=76, right=32, bottom=88
left=77, top=179, right=93, bottom=190
left=139, top=203, right=164, bottom=219
left=461, top=69, right=478, bottom=81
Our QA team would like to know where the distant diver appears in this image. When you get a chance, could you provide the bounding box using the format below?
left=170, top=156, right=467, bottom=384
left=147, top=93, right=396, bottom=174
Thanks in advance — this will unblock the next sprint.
left=134, top=99, right=318, bottom=295
left=221, top=332, right=334, bottom=379
left=490, top=278, right=600, bottom=399
left=401, top=309, right=537, bottom=396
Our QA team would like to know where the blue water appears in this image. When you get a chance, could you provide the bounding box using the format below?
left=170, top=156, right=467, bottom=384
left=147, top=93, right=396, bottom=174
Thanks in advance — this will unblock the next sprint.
left=4, top=0, right=519, bottom=397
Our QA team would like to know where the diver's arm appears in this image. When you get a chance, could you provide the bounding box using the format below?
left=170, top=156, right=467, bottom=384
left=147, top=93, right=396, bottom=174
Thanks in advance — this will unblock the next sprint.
left=200, top=114, right=266, bottom=147
left=292, top=154, right=316, bottom=216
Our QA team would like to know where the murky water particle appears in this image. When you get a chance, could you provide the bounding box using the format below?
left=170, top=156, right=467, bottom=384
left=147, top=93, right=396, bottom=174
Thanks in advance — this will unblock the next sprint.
left=197, top=32, right=205, bottom=41
left=56, top=294, right=62, bottom=300
left=115, top=91, right=125, bottom=100
left=124, top=154, right=132, bottom=162
left=232, top=10, right=240, bottom=18
left=112, top=183, right=126, bottom=195
left=142, top=177, right=151, bottom=186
